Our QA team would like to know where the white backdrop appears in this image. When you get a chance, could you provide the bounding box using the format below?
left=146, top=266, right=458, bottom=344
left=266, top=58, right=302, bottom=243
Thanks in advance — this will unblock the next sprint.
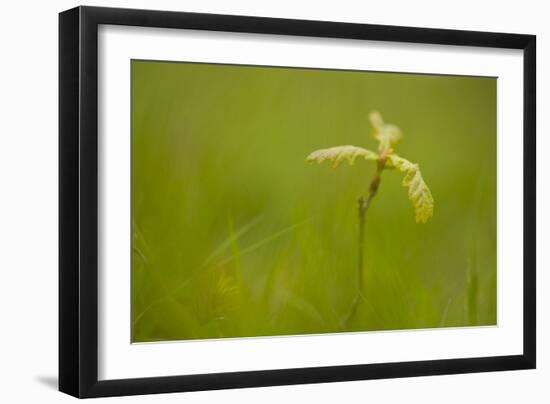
left=99, top=25, right=524, bottom=380
left=0, top=0, right=546, bottom=403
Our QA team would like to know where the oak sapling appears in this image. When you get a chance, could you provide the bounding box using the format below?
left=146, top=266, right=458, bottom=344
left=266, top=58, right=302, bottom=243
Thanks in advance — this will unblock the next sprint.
left=305, top=111, right=434, bottom=328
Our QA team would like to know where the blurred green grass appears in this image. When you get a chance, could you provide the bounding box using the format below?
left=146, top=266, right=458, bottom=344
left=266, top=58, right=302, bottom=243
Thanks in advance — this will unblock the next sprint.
left=131, top=60, right=497, bottom=342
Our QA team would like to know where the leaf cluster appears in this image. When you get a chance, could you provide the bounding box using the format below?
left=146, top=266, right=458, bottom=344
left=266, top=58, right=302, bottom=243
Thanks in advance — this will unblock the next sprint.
left=306, top=111, right=434, bottom=223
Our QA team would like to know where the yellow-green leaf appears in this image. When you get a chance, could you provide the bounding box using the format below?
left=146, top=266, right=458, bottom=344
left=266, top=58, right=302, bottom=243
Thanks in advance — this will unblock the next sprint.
left=369, top=111, right=402, bottom=153
left=306, top=145, right=378, bottom=168
left=387, top=154, right=434, bottom=223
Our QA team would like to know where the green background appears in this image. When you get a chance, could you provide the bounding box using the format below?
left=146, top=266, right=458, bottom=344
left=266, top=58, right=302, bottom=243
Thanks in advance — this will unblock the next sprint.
left=131, top=60, right=497, bottom=342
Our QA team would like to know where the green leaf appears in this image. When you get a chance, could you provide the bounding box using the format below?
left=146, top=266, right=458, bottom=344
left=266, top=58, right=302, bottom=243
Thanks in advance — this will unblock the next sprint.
left=387, top=154, right=434, bottom=224
left=306, top=145, right=378, bottom=168
left=369, top=111, right=402, bottom=152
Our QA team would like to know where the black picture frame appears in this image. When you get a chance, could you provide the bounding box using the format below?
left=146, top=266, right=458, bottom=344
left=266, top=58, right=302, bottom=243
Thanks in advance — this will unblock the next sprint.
left=59, top=5, right=536, bottom=398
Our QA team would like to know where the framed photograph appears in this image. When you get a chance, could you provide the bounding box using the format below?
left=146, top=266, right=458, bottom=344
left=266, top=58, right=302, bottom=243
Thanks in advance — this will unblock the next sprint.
left=59, top=6, right=536, bottom=398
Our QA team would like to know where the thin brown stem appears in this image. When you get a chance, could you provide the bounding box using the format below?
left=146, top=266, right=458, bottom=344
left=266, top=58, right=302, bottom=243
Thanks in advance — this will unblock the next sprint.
left=343, top=158, right=386, bottom=329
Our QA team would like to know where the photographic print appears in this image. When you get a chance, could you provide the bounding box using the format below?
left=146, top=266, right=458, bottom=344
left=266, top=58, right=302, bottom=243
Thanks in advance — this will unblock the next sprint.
left=131, top=60, right=497, bottom=343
